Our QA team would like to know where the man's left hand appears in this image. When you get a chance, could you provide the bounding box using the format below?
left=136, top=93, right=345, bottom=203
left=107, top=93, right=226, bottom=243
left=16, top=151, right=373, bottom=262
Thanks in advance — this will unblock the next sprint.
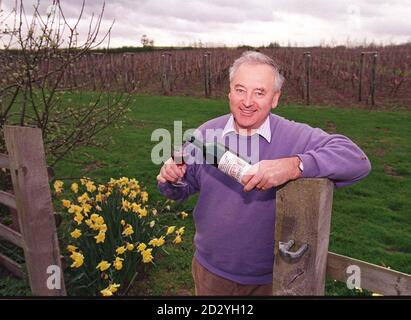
left=242, top=157, right=302, bottom=192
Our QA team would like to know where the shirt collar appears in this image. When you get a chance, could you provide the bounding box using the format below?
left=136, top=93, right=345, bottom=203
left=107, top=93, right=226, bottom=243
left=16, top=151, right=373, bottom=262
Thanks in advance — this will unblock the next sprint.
left=222, top=114, right=272, bottom=143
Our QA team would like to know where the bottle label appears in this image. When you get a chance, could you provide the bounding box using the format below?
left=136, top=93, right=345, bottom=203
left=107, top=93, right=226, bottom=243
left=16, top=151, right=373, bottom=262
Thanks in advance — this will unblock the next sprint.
left=218, top=151, right=252, bottom=184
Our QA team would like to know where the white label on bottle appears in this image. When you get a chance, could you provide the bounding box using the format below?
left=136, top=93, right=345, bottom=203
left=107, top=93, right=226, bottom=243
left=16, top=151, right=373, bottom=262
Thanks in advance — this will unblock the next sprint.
left=218, top=151, right=252, bottom=184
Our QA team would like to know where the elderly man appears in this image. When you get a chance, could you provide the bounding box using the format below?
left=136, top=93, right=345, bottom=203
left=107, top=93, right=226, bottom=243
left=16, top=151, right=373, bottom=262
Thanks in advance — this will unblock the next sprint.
left=157, top=51, right=371, bottom=296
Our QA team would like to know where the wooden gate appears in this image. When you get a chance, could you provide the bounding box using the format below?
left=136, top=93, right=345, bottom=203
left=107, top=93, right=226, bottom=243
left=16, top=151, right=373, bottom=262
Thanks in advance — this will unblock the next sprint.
left=272, top=178, right=411, bottom=295
left=0, top=125, right=66, bottom=296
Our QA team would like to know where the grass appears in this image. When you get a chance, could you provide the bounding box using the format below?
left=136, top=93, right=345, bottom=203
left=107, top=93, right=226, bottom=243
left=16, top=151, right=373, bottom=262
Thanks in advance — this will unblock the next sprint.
left=1, top=93, right=410, bottom=296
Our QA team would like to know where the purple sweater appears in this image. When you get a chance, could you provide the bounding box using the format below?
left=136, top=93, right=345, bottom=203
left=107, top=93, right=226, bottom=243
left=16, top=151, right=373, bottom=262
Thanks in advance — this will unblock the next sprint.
left=158, top=113, right=371, bottom=285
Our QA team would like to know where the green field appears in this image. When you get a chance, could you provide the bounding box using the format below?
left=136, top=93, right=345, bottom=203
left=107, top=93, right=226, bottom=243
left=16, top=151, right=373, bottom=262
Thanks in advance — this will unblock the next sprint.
left=1, top=94, right=410, bottom=296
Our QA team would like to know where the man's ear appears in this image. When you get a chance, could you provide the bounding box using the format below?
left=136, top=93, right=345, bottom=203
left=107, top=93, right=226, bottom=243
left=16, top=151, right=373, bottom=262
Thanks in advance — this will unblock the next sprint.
left=271, top=91, right=281, bottom=109
left=228, top=91, right=231, bottom=99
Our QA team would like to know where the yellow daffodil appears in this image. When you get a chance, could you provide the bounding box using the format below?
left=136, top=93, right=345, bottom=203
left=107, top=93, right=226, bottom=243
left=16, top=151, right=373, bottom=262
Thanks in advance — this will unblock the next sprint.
left=116, top=246, right=126, bottom=255
left=53, top=180, right=63, bottom=194
left=95, top=193, right=103, bottom=202
left=122, top=225, right=134, bottom=237
left=141, top=248, right=153, bottom=263
left=180, top=211, right=188, bottom=219
left=62, top=199, right=71, bottom=208
left=108, top=283, right=120, bottom=293
left=173, top=235, right=182, bottom=244
left=141, top=191, right=149, bottom=203
left=166, top=226, right=176, bottom=235
left=74, top=213, right=84, bottom=225
left=77, top=192, right=90, bottom=204
left=149, top=236, right=165, bottom=247
left=122, top=199, right=131, bottom=212
left=68, top=205, right=82, bottom=215
left=119, top=177, right=129, bottom=187
left=131, top=202, right=141, bottom=213
left=70, top=229, right=82, bottom=239
left=149, top=220, right=155, bottom=228
left=94, top=231, right=106, bottom=244
left=70, top=251, right=84, bottom=268
left=113, top=257, right=124, bottom=270
left=99, top=224, right=107, bottom=232
left=100, top=288, right=113, bottom=296
left=129, top=190, right=137, bottom=199
left=122, top=188, right=130, bottom=196
left=96, top=260, right=111, bottom=272
left=137, top=243, right=147, bottom=252
left=137, top=207, right=148, bottom=218
left=126, top=243, right=134, bottom=251
left=176, top=227, right=185, bottom=236
left=80, top=177, right=90, bottom=186
left=95, top=216, right=105, bottom=225
left=86, top=181, right=96, bottom=193
left=82, top=203, right=92, bottom=215
left=71, top=182, right=79, bottom=194
left=120, top=219, right=126, bottom=226
left=98, top=184, right=106, bottom=192
left=67, top=245, right=78, bottom=252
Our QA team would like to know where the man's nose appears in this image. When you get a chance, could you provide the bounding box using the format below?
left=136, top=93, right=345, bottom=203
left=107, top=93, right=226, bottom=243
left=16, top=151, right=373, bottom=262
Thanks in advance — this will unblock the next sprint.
left=242, top=92, right=254, bottom=107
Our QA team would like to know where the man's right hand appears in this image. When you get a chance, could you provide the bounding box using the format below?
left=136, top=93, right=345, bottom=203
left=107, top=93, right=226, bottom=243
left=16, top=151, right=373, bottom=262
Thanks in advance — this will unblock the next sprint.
left=156, top=157, right=186, bottom=184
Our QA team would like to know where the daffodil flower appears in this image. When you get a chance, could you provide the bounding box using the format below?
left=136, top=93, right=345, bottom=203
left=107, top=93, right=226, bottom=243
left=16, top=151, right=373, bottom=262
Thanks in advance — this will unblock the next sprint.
left=96, top=260, right=111, bottom=272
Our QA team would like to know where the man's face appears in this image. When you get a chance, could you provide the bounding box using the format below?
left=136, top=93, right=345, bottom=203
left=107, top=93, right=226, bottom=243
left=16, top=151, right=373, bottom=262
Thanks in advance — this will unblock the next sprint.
left=229, top=63, right=280, bottom=131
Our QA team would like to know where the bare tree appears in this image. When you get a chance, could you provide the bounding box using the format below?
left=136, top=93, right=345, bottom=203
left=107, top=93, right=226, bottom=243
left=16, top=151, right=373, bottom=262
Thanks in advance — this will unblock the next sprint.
left=0, top=0, right=131, bottom=167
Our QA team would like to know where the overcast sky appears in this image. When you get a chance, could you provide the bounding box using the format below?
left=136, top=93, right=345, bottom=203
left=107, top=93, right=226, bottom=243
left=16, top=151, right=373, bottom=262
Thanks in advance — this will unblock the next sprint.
left=1, top=0, right=411, bottom=47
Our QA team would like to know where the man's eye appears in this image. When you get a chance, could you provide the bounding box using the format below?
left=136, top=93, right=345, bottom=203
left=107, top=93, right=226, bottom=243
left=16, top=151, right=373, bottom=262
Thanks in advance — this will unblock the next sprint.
left=255, top=92, right=264, bottom=97
left=236, top=89, right=244, bottom=93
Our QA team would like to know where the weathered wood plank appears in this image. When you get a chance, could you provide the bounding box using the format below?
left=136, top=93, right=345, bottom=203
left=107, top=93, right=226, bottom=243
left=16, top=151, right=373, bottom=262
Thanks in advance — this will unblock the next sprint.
left=273, top=178, right=334, bottom=295
left=0, top=153, right=9, bottom=168
left=0, top=252, right=24, bottom=278
left=0, top=222, right=23, bottom=247
left=327, top=251, right=411, bottom=296
left=0, top=190, right=17, bottom=210
left=4, top=125, right=66, bottom=296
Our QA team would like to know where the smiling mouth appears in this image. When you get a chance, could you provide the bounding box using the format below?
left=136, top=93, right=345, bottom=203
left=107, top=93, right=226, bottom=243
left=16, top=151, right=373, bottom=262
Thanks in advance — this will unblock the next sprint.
left=239, top=108, right=256, bottom=116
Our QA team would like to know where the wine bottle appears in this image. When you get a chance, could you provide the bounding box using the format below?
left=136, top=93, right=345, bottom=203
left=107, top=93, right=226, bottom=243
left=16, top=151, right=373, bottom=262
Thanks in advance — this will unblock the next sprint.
left=186, top=135, right=252, bottom=184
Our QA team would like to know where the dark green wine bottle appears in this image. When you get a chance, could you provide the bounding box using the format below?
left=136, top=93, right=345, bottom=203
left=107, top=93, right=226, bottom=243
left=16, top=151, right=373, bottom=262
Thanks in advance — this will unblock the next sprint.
left=186, top=135, right=252, bottom=184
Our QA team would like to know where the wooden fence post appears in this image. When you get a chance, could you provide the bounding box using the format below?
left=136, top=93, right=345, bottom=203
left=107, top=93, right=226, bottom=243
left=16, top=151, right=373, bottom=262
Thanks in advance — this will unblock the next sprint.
left=161, top=52, right=172, bottom=95
left=370, top=52, right=378, bottom=107
left=203, top=52, right=211, bottom=98
left=358, top=52, right=365, bottom=102
left=4, top=125, right=66, bottom=296
left=273, top=178, right=334, bottom=295
left=304, top=52, right=311, bottom=105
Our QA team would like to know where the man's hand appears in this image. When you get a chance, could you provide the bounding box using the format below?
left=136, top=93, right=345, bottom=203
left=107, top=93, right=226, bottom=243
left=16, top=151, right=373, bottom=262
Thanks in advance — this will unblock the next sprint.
left=157, top=157, right=186, bottom=184
left=242, top=157, right=302, bottom=192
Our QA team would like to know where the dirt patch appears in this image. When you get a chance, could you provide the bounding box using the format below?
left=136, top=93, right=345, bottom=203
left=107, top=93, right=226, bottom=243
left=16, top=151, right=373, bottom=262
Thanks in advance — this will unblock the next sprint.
left=82, top=160, right=107, bottom=173
left=372, top=148, right=386, bottom=157
left=375, top=127, right=391, bottom=132
left=384, top=164, right=402, bottom=177
left=325, top=121, right=337, bottom=134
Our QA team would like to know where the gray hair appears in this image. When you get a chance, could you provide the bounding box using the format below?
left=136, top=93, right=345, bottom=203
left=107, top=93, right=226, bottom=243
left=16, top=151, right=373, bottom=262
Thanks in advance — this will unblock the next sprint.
left=229, top=51, right=285, bottom=92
